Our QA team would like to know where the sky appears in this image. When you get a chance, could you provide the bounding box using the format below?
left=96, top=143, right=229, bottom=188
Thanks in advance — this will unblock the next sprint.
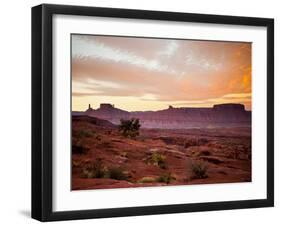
left=72, top=34, right=252, bottom=111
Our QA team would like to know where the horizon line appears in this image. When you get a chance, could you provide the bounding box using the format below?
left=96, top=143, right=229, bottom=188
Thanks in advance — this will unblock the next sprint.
left=72, top=102, right=251, bottom=112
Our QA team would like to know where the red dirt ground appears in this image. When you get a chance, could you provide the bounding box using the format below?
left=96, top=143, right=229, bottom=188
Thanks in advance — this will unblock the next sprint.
left=71, top=116, right=251, bottom=190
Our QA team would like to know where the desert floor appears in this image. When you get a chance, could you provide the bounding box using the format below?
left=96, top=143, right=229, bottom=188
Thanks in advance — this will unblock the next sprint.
left=72, top=116, right=251, bottom=190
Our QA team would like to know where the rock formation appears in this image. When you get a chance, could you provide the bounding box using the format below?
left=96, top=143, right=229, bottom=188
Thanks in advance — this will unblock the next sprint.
left=73, top=103, right=251, bottom=129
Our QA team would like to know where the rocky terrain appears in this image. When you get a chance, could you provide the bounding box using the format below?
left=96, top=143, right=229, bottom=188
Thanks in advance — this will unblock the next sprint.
left=73, top=103, right=251, bottom=129
left=71, top=115, right=251, bottom=190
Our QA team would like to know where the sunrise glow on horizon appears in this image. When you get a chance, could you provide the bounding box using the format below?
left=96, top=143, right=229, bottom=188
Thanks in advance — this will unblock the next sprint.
left=71, top=35, right=252, bottom=112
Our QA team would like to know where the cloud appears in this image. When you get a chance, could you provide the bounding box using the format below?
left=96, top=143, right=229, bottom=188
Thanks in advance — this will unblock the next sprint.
left=72, top=36, right=179, bottom=75
left=71, top=35, right=252, bottom=110
left=170, top=92, right=252, bottom=110
left=158, top=40, right=179, bottom=57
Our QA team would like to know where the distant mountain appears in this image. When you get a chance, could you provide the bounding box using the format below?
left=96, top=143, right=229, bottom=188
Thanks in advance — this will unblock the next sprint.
left=72, top=103, right=251, bottom=129
left=72, top=111, right=85, bottom=116
left=72, top=115, right=116, bottom=128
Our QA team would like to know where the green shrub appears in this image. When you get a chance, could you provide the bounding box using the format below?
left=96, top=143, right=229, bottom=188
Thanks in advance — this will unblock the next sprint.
left=82, top=160, right=129, bottom=181
left=82, top=159, right=106, bottom=178
left=156, top=172, right=175, bottom=184
left=107, top=166, right=128, bottom=180
left=190, top=160, right=208, bottom=179
left=119, top=118, right=141, bottom=138
left=138, top=176, right=156, bottom=183
left=147, top=153, right=167, bottom=169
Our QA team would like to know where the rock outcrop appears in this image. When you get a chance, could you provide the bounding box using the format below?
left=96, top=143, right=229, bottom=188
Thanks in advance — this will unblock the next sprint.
left=73, top=103, right=251, bottom=129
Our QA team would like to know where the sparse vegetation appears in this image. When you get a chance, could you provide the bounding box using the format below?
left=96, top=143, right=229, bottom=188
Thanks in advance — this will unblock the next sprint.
left=146, top=152, right=167, bottom=169
left=72, top=129, right=93, bottom=154
left=82, top=160, right=129, bottom=181
left=190, top=160, right=208, bottom=179
left=82, top=159, right=106, bottom=178
left=119, top=118, right=141, bottom=138
left=138, top=176, right=156, bottom=183
left=73, top=129, right=95, bottom=139
left=156, top=172, right=176, bottom=184
left=106, top=167, right=128, bottom=180
left=72, top=115, right=251, bottom=190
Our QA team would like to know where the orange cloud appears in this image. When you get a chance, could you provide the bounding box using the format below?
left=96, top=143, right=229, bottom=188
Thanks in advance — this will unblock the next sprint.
left=72, top=35, right=252, bottom=111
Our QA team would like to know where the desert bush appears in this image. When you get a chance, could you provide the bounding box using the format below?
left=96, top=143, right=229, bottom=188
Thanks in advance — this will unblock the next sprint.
left=156, top=173, right=176, bottom=184
left=82, top=159, right=106, bottom=178
left=73, top=129, right=95, bottom=139
left=72, top=143, right=89, bottom=154
left=82, top=160, right=129, bottom=181
left=119, top=118, right=141, bottom=138
left=147, top=152, right=167, bottom=169
left=107, top=166, right=128, bottom=180
left=138, top=176, right=156, bottom=183
left=190, top=160, right=208, bottom=179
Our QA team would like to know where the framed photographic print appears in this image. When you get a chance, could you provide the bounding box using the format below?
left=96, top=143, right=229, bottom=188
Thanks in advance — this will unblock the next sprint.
left=32, top=4, right=274, bottom=221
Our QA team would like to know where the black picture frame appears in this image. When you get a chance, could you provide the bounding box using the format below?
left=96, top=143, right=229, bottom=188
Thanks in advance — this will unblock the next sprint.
left=32, top=4, right=274, bottom=222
